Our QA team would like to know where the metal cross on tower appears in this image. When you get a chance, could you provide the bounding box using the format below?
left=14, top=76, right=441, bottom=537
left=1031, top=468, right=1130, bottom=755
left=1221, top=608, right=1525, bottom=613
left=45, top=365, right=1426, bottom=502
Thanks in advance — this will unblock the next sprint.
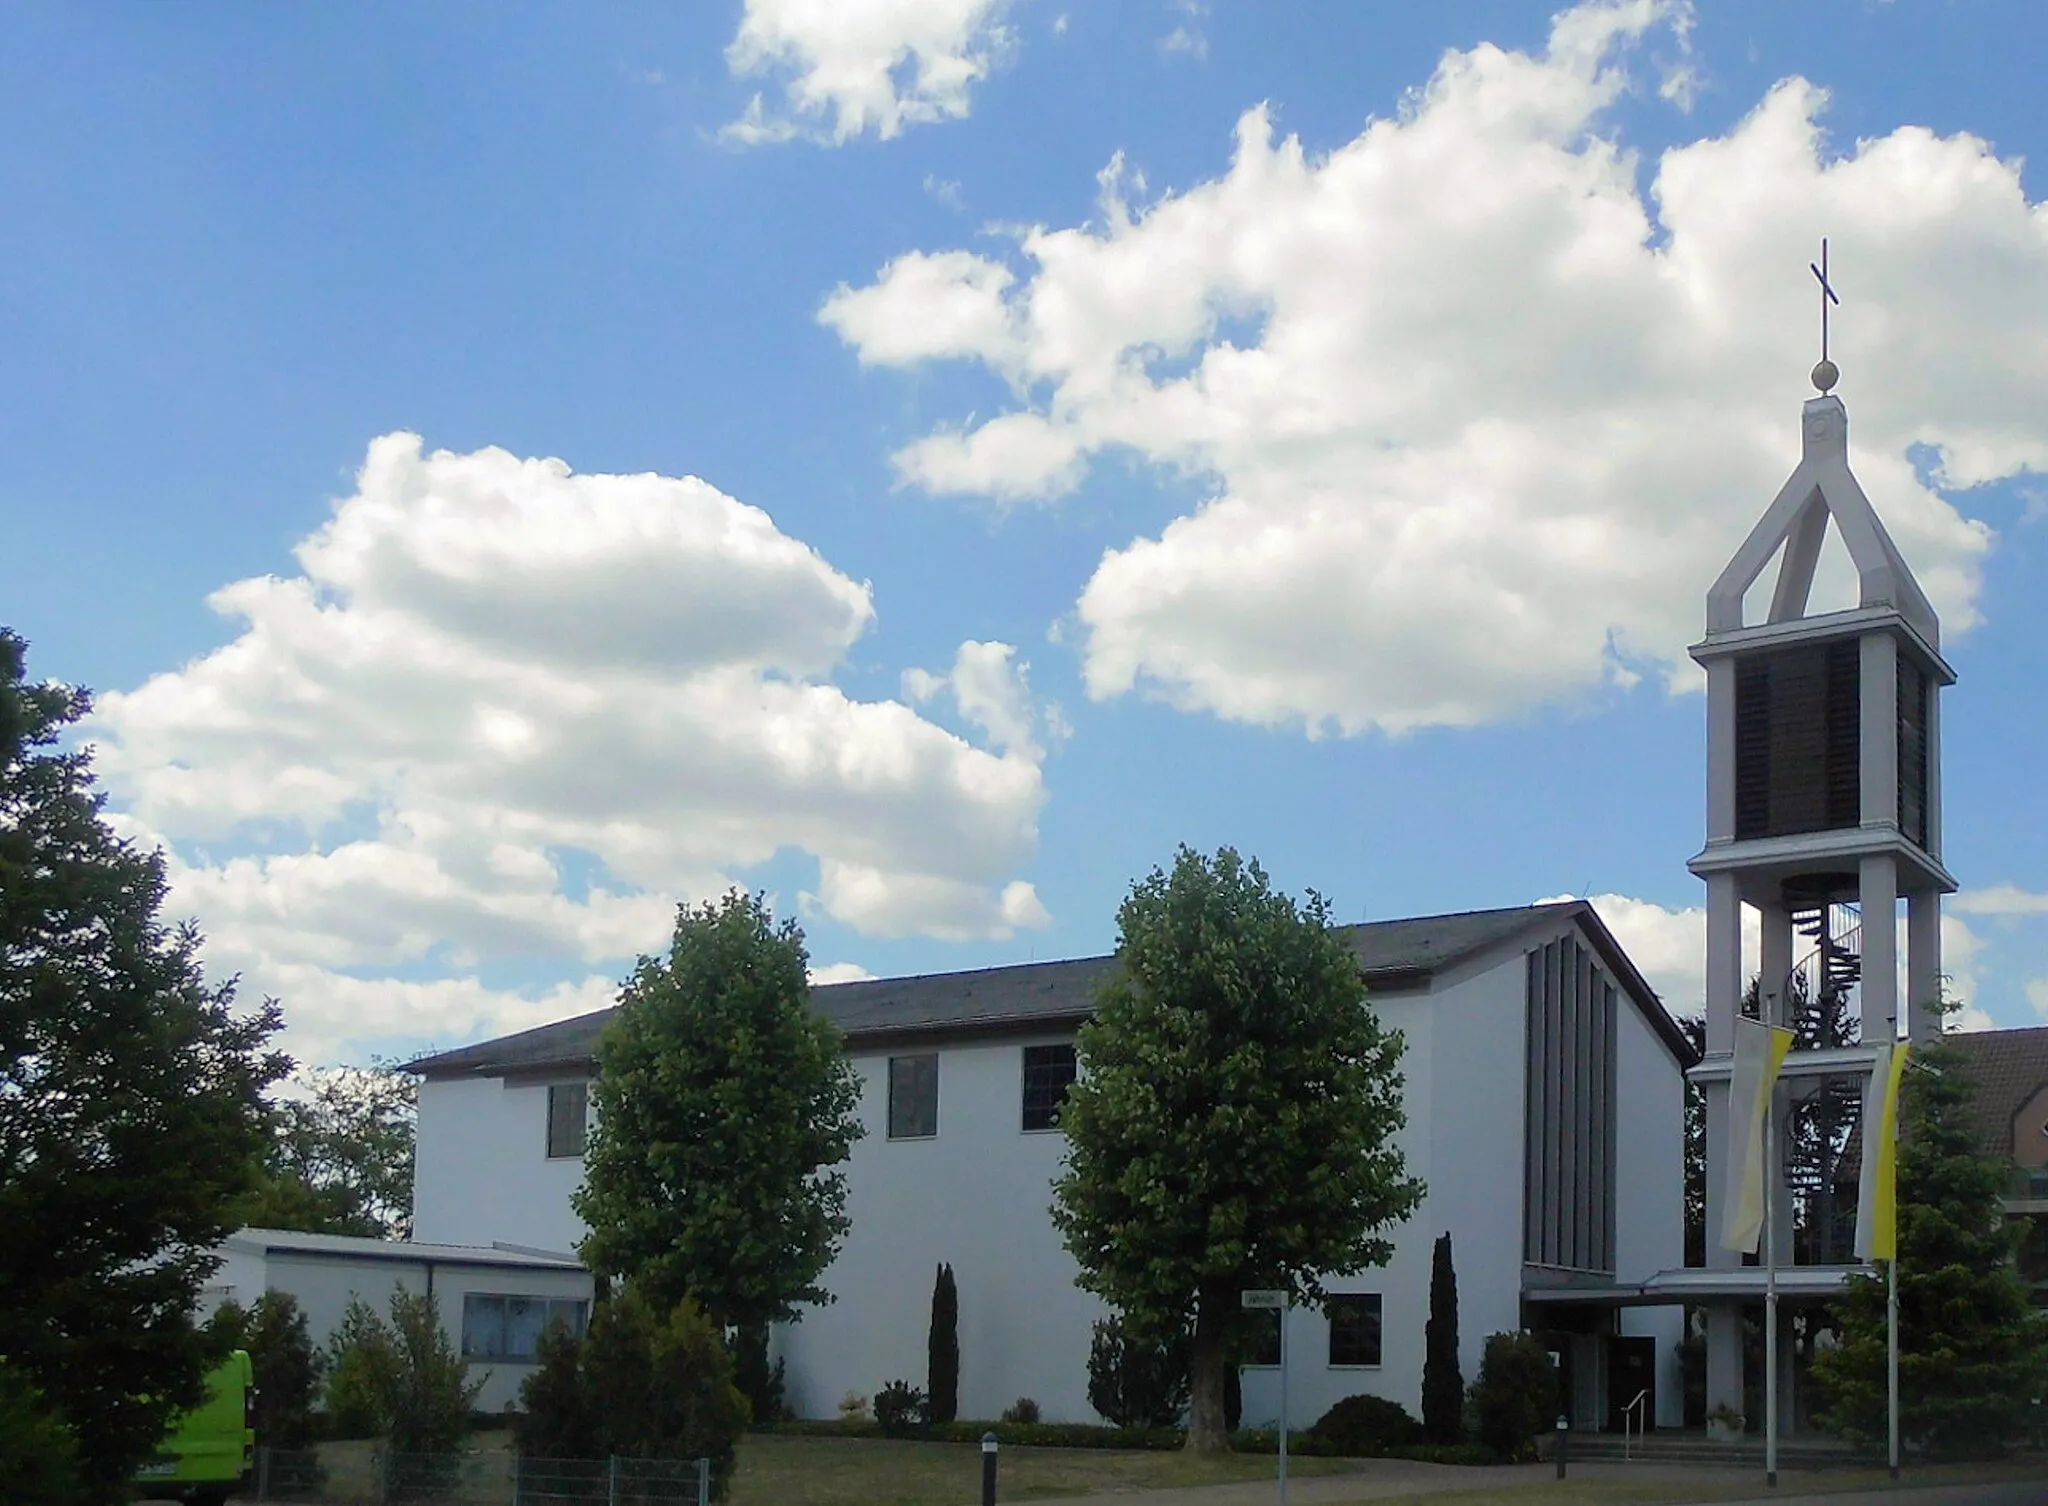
left=1809, top=239, right=1841, bottom=391
left=1810, top=239, right=1841, bottom=361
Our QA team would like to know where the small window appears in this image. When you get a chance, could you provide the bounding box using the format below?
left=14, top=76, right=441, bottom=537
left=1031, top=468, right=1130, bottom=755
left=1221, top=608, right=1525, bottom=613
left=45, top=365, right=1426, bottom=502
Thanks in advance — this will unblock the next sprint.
left=1327, top=1294, right=1382, bottom=1367
left=546, top=1081, right=588, bottom=1159
left=1021, top=1043, right=1078, bottom=1132
left=889, top=1054, right=939, bottom=1139
left=1241, top=1307, right=1282, bottom=1368
left=460, top=1294, right=588, bottom=1360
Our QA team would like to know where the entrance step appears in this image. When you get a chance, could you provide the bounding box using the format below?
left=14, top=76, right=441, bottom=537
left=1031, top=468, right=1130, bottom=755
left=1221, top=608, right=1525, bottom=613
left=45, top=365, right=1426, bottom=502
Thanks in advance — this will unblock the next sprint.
left=1564, top=1431, right=1867, bottom=1469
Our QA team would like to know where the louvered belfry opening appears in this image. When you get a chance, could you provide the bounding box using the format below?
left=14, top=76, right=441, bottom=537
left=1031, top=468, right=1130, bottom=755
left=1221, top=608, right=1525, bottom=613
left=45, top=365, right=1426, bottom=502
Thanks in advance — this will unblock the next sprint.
left=1897, top=654, right=1931, bottom=848
left=1733, top=640, right=1861, bottom=840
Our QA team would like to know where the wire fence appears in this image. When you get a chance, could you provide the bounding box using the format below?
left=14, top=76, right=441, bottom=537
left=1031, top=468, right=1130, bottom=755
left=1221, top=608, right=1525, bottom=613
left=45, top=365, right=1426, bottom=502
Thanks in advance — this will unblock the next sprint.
left=250, top=1449, right=712, bottom=1506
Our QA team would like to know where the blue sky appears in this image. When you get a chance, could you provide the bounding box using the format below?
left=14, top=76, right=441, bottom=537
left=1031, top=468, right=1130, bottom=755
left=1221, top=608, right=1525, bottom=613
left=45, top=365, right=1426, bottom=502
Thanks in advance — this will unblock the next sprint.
left=4, top=0, right=2045, bottom=1066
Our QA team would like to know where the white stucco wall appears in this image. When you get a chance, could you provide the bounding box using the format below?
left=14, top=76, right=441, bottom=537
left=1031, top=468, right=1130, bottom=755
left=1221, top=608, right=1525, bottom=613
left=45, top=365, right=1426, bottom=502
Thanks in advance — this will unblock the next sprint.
left=1612, top=990, right=1687, bottom=1426
left=1236, top=967, right=1527, bottom=1433
left=413, top=1074, right=588, bottom=1254
left=774, top=1033, right=1109, bottom=1422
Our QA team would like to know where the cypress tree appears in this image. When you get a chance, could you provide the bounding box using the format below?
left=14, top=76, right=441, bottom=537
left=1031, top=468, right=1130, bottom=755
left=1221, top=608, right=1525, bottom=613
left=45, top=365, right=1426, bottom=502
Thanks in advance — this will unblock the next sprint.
left=928, top=1263, right=959, bottom=1424
left=1811, top=1028, right=2048, bottom=1459
left=1422, top=1231, right=1463, bottom=1443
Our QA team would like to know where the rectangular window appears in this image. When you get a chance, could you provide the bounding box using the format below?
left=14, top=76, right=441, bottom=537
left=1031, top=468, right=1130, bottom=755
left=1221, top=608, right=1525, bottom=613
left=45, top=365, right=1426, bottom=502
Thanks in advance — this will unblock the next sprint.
left=1021, top=1043, right=1078, bottom=1132
left=888, top=1054, right=939, bottom=1139
left=546, top=1081, right=588, bottom=1159
left=1897, top=655, right=1930, bottom=848
left=1326, top=1294, right=1382, bottom=1367
left=1241, top=1307, right=1282, bottom=1368
left=459, top=1294, right=589, bottom=1360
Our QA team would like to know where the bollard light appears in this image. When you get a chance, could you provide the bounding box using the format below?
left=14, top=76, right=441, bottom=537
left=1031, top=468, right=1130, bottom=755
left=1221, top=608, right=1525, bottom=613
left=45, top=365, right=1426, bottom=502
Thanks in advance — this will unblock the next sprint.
left=1555, top=1414, right=1570, bottom=1481
left=981, top=1430, right=998, bottom=1506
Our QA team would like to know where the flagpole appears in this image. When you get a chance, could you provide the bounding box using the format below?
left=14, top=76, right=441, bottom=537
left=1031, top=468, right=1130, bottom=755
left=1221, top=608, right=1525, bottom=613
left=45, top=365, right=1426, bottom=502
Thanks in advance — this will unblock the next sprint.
left=1887, top=1255, right=1899, bottom=1478
left=1765, top=1092, right=1778, bottom=1490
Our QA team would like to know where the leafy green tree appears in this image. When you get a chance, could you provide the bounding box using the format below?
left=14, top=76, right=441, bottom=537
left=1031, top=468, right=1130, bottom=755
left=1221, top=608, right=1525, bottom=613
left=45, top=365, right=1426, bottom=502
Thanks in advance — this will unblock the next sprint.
left=1051, top=847, right=1425, bottom=1452
left=241, top=1063, right=418, bottom=1238
left=0, top=1359, right=86, bottom=1506
left=0, top=628, right=286, bottom=1501
left=1421, top=1233, right=1463, bottom=1444
left=209, top=1292, right=324, bottom=1449
left=927, top=1263, right=959, bottom=1425
left=1812, top=1027, right=2048, bottom=1459
left=573, top=892, right=864, bottom=1367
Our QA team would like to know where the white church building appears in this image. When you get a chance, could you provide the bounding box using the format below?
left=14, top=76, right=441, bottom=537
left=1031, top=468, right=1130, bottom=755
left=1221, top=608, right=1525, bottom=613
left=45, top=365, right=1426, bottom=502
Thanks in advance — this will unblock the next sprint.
left=410, top=899, right=1694, bottom=1432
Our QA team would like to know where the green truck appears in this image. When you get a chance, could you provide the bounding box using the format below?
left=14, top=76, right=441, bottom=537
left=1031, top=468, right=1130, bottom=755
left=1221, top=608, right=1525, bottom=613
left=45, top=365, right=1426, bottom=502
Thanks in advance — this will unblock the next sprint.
left=131, top=1348, right=255, bottom=1506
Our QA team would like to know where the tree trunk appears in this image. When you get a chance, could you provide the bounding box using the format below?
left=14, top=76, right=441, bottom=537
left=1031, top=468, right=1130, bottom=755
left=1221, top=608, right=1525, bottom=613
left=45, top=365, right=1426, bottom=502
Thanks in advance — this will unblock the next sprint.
left=1184, top=1293, right=1231, bottom=1453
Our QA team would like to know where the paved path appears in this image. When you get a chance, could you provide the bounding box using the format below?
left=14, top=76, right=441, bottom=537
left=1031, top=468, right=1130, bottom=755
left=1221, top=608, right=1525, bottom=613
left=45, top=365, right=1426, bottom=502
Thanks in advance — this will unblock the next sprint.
left=991, top=1458, right=2048, bottom=1506
left=1695, top=1480, right=2048, bottom=1506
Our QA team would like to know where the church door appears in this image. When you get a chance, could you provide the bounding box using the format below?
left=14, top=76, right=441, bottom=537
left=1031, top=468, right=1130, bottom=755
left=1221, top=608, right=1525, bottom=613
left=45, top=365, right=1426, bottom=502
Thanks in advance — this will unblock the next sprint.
left=1605, top=1336, right=1656, bottom=1434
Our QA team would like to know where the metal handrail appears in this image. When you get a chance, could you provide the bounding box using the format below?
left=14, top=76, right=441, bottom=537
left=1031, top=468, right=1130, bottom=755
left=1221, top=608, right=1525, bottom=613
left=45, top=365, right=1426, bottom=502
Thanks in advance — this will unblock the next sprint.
left=1622, top=1388, right=1650, bottom=1460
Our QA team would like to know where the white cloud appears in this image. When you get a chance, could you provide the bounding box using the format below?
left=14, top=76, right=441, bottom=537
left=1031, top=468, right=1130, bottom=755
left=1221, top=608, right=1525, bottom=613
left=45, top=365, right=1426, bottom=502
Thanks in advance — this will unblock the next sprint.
left=90, top=434, right=1047, bottom=1063
left=903, top=639, right=1058, bottom=760
left=1541, top=890, right=1755, bottom=1018
left=1953, top=1002, right=1998, bottom=1033
left=820, top=250, right=1022, bottom=369
left=1953, top=884, right=2048, bottom=916
left=722, top=0, right=1014, bottom=145
left=1159, top=1, right=1210, bottom=61
left=825, top=0, right=2044, bottom=736
left=2029, top=978, right=2048, bottom=1022
left=810, top=961, right=879, bottom=985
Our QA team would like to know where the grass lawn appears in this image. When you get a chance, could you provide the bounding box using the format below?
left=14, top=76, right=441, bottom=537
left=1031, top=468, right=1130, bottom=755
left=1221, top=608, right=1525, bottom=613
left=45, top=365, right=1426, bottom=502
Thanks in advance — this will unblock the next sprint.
left=728, top=1433, right=1366, bottom=1505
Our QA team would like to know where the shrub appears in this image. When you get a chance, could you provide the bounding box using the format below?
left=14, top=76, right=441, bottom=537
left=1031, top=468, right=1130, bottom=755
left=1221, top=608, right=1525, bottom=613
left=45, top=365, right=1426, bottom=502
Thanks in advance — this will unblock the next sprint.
left=836, top=1390, right=868, bottom=1421
left=1468, top=1332, right=1559, bottom=1463
left=514, top=1321, right=597, bottom=1460
left=322, top=1297, right=398, bottom=1441
left=1310, top=1393, right=1422, bottom=1456
left=731, top=1325, right=790, bottom=1425
left=928, top=1264, right=960, bottom=1425
left=1001, top=1397, right=1041, bottom=1424
left=576, top=1292, right=749, bottom=1497
left=213, top=1292, right=325, bottom=1450
left=1086, top=1315, right=1188, bottom=1429
left=873, top=1379, right=928, bottom=1437
left=321, top=1289, right=482, bottom=1453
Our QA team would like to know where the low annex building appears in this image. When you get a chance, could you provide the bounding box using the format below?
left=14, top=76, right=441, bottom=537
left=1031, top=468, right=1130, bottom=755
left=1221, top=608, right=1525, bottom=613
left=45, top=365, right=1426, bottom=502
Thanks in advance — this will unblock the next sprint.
left=202, top=1228, right=594, bottom=1413
left=409, top=899, right=1693, bottom=1431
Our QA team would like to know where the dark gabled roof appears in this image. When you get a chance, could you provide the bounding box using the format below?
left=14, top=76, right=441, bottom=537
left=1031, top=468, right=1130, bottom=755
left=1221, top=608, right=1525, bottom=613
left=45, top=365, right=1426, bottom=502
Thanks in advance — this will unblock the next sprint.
left=1949, top=1026, right=2048, bottom=1162
left=1833, top=1026, right=2048, bottom=1182
left=409, top=900, right=1686, bottom=1079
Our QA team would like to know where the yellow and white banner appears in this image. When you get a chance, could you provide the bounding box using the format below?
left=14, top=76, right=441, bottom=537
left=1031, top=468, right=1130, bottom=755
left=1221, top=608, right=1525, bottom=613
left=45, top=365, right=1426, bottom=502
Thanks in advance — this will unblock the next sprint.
left=1854, top=1043, right=1910, bottom=1262
left=1719, top=1016, right=1795, bottom=1255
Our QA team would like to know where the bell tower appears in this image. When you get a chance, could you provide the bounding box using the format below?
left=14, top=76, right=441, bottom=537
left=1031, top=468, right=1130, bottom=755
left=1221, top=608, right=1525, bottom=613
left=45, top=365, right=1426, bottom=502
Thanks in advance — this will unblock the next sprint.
left=1687, top=283, right=1956, bottom=1430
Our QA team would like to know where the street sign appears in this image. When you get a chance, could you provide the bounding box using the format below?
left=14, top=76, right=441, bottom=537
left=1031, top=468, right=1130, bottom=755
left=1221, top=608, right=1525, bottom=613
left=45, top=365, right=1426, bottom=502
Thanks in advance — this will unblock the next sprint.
left=1241, top=1289, right=1286, bottom=1309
